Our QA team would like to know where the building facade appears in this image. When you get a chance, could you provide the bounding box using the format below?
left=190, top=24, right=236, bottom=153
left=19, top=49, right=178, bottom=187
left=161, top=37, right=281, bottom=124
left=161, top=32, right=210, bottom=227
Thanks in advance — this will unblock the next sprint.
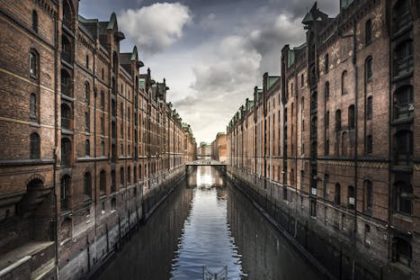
left=226, top=1, right=419, bottom=279
left=211, top=132, right=228, bottom=163
left=0, top=1, right=196, bottom=279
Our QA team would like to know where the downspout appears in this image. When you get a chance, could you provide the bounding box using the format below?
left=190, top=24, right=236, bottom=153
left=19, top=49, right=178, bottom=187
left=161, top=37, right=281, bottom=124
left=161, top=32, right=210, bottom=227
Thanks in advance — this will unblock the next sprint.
left=53, top=7, right=59, bottom=279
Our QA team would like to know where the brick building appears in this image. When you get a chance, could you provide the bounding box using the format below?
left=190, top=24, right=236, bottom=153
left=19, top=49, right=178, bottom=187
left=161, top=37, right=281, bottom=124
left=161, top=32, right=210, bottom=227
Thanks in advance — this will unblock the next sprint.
left=211, top=132, right=228, bottom=163
left=0, top=1, right=196, bottom=279
left=226, top=1, right=419, bottom=279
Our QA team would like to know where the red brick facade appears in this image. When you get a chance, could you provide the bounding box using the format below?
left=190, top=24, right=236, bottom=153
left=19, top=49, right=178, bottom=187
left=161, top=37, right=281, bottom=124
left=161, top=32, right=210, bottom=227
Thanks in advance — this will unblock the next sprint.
left=0, top=1, right=196, bottom=279
left=226, top=1, right=419, bottom=279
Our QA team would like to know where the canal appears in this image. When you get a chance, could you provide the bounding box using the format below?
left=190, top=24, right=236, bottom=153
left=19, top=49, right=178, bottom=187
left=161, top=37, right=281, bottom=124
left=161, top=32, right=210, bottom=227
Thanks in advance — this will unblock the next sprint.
left=95, top=166, right=323, bottom=280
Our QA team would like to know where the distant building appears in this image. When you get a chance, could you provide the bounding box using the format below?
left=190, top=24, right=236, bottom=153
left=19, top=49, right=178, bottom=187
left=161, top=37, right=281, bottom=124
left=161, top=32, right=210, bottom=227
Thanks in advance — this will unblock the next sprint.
left=211, top=133, right=227, bottom=163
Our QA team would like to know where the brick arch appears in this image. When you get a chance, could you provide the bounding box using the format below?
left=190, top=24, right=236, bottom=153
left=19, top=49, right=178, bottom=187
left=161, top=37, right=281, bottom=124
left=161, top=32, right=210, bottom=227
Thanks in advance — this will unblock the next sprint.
left=25, top=174, right=45, bottom=187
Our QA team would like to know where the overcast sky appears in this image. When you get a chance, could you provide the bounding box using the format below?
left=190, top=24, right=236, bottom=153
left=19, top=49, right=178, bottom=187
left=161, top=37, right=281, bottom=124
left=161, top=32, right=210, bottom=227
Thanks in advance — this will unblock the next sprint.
left=80, top=0, right=339, bottom=144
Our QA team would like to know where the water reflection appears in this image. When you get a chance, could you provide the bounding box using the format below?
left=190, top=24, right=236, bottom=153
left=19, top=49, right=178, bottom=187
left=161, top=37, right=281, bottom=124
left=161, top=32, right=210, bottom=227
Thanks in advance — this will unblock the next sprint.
left=170, top=167, right=242, bottom=280
left=95, top=167, right=322, bottom=280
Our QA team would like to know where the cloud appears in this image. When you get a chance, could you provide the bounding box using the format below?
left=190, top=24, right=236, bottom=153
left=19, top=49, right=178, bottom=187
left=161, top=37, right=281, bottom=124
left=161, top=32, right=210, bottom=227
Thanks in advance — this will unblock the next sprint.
left=119, top=2, right=192, bottom=54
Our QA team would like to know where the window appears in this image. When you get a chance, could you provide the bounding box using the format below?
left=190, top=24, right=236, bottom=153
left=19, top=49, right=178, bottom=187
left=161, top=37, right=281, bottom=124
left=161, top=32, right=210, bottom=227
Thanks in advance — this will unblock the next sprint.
left=393, top=0, right=411, bottom=34
left=61, top=69, right=72, bottom=97
left=364, top=180, right=373, bottom=213
left=301, top=74, right=304, bottom=87
left=367, top=96, right=373, bottom=120
left=101, top=140, right=105, bottom=156
left=30, top=132, right=40, bottom=159
left=61, top=103, right=71, bottom=129
left=127, top=167, right=131, bottom=184
left=324, top=54, right=329, bottom=73
left=111, top=170, right=116, bottom=192
left=134, top=166, right=137, bottom=182
left=100, top=91, right=105, bottom=109
left=392, top=237, right=412, bottom=267
left=394, top=40, right=413, bottom=77
left=85, top=139, right=90, bottom=156
left=61, top=138, right=71, bottom=167
left=63, top=0, right=73, bottom=29
left=85, top=112, right=90, bottom=132
left=100, top=116, right=105, bottom=135
left=86, top=55, right=89, bottom=69
left=310, top=200, right=317, bottom=217
left=30, top=93, right=37, bottom=119
left=348, top=185, right=355, bottom=209
left=365, top=56, right=373, bottom=81
left=85, top=82, right=90, bottom=105
left=29, top=50, right=39, bottom=78
left=394, top=181, right=412, bottom=215
left=83, top=172, right=92, bottom=201
left=335, top=110, right=341, bottom=131
left=324, top=82, right=329, bottom=101
left=394, top=86, right=413, bottom=120
left=32, top=10, right=38, bottom=33
left=100, top=170, right=106, bottom=195
left=348, top=105, right=355, bottom=129
left=334, top=183, right=341, bottom=205
left=395, top=130, right=412, bottom=164
left=323, top=174, right=329, bottom=199
left=283, top=186, right=287, bottom=200
left=120, top=167, right=124, bottom=186
left=111, top=197, right=117, bottom=210
left=325, top=111, right=329, bottom=128
left=61, top=175, right=71, bottom=210
left=365, top=19, right=372, bottom=45
left=366, top=135, right=373, bottom=154
left=325, top=139, right=330, bottom=156
left=341, top=71, right=348, bottom=95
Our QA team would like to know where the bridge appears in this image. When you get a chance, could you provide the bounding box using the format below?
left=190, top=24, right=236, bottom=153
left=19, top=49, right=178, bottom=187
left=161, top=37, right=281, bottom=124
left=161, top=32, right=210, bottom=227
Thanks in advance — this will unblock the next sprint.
left=185, top=160, right=227, bottom=167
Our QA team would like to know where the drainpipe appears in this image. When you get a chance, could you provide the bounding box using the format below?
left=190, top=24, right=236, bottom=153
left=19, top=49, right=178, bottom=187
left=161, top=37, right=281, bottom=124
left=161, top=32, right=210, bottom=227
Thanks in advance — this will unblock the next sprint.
left=53, top=6, right=59, bottom=279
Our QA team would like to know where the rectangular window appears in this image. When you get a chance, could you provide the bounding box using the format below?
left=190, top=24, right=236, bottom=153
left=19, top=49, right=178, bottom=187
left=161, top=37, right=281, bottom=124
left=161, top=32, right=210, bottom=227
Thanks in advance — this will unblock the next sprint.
left=367, top=96, right=373, bottom=120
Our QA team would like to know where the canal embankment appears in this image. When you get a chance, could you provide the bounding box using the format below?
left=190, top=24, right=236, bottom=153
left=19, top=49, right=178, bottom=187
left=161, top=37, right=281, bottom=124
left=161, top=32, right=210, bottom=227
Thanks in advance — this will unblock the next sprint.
left=226, top=167, right=388, bottom=280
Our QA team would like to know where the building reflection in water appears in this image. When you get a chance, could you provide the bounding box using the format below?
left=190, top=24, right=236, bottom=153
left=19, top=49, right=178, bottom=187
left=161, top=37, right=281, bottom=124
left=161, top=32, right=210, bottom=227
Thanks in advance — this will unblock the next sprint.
left=95, top=185, right=194, bottom=280
left=227, top=186, right=322, bottom=280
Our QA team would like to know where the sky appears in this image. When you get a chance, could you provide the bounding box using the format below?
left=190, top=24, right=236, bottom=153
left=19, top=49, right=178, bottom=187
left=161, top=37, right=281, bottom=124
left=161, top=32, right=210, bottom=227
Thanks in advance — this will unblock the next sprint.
left=79, top=0, right=339, bottom=144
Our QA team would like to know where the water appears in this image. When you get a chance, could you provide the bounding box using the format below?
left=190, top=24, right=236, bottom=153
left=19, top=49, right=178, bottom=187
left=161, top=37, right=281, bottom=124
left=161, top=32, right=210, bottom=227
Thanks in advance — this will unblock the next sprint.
left=95, top=166, right=322, bottom=280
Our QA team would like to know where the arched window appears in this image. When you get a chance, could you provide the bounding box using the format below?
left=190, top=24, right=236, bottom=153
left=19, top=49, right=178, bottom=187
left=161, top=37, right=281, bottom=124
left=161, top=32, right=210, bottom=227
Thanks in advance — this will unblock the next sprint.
left=324, top=54, right=329, bottom=73
left=61, top=69, right=72, bottom=97
left=365, top=56, right=373, bottom=81
left=335, top=109, right=341, bottom=131
left=111, top=197, right=117, bottom=210
left=83, top=172, right=92, bottom=201
left=61, top=103, right=71, bottom=129
left=341, top=71, right=348, bottom=95
left=324, top=82, right=329, bottom=101
left=61, top=138, right=72, bottom=167
left=364, top=180, right=373, bottom=213
left=32, top=10, right=38, bottom=33
left=85, top=139, right=90, bottom=157
left=61, top=175, right=71, bottom=210
left=394, top=40, right=413, bottom=77
left=85, top=82, right=90, bottom=105
left=392, top=237, right=412, bottom=267
left=30, top=132, right=40, bottom=159
left=63, top=0, right=73, bottom=29
left=365, top=19, right=372, bottom=45
left=85, top=55, right=89, bottom=69
left=393, top=0, right=411, bottom=34
left=30, top=93, right=37, bottom=119
left=395, top=130, right=412, bottom=165
left=334, top=183, right=341, bottom=205
left=127, top=167, right=131, bottom=184
left=348, top=105, right=355, bottom=129
left=394, top=86, right=413, bottom=120
left=29, top=50, right=39, bottom=78
left=99, top=170, right=106, bottom=195
left=120, top=167, right=124, bottom=186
